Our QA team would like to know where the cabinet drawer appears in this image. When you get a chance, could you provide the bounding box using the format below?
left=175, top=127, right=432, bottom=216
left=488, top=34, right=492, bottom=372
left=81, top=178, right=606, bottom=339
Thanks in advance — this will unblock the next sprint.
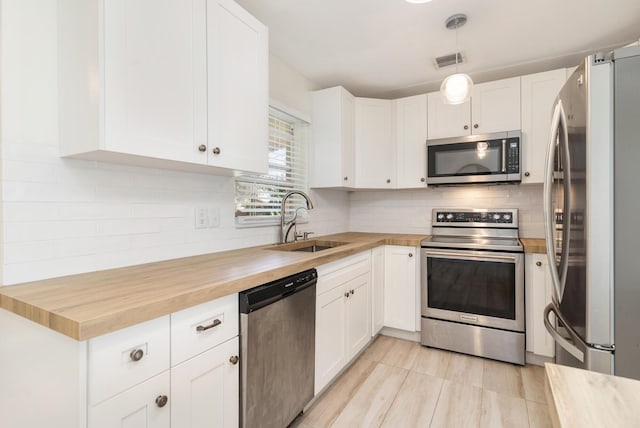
left=171, top=293, right=238, bottom=365
left=88, top=315, right=170, bottom=406
left=316, top=251, right=371, bottom=295
left=89, top=370, right=170, bottom=428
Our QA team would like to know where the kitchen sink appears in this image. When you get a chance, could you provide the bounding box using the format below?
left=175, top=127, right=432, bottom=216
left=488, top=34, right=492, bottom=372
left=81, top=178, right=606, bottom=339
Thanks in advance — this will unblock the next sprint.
left=292, top=244, right=333, bottom=252
left=269, top=240, right=348, bottom=253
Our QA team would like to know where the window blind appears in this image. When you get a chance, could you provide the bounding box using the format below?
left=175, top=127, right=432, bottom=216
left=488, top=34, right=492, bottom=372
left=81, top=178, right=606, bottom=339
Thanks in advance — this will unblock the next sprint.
left=235, top=107, right=309, bottom=227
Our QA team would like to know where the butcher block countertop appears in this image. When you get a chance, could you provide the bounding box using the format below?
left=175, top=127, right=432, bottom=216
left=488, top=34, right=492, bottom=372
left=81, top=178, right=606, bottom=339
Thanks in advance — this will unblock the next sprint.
left=521, top=238, right=546, bottom=254
left=0, top=232, right=426, bottom=341
left=545, top=363, right=640, bottom=427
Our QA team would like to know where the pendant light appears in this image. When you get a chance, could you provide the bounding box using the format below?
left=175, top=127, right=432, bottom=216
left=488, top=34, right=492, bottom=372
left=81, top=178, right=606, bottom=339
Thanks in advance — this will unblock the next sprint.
left=440, top=14, right=473, bottom=105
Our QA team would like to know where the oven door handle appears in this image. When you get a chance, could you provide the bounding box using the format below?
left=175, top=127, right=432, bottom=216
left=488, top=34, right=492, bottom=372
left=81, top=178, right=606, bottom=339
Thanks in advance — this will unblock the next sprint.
left=423, top=250, right=518, bottom=264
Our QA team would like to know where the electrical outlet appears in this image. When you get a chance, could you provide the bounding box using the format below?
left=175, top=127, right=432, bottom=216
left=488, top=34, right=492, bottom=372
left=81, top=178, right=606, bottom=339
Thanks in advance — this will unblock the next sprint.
left=209, top=207, right=220, bottom=228
left=194, top=207, right=209, bottom=229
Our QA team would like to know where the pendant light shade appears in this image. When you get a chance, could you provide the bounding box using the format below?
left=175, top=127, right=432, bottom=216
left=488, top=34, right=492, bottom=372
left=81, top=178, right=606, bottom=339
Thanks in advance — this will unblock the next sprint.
left=441, top=14, right=473, bottom=105
left=440, top=72, right=473, bottom=105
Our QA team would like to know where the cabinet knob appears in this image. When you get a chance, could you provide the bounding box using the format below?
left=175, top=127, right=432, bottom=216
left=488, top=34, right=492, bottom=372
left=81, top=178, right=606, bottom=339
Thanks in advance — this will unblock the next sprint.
left=229, top=355, right=239, bottom=365
left=464, top=125, right=469, bottom=130
left=198, top=144, right=207, bottom=152
left=524, top=172, right=530, bottom=177
left=408, top=253, right=413, bottom=258
left=344, top=176, right=348, bottom=181
left=420, top=177, right=426, bottom=182
left=350, top=289, right=355, bottom=295
left=386, top=179, right=391, bottom=184
left=130, top=348, right=144, bottom=362
left=212, top=147, right=221, bottom=155
left=155, top=395, right=168, bottom=408
left=536, top=261, right=542, bottom=267
left=474, top=123, right=479, bottom=129
left=344, top=292, right=350, bottom=298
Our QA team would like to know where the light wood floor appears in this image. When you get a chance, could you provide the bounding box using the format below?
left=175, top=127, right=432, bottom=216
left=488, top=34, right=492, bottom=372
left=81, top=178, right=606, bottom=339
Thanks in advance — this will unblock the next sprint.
left=295, top=336, right=552, bottom=428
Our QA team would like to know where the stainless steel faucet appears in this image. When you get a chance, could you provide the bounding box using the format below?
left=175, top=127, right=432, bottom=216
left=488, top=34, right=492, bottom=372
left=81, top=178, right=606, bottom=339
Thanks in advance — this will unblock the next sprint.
left=280, top=190, right=314, bottom=244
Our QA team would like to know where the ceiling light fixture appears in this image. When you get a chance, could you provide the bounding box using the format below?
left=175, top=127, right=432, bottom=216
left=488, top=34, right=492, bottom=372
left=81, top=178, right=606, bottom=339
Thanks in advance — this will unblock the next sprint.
left=440, top=14, right=473, bottom=105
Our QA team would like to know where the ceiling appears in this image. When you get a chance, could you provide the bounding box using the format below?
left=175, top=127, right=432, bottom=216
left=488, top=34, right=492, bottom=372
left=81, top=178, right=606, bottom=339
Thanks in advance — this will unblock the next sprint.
left=235, top=0, right=640, bottom=99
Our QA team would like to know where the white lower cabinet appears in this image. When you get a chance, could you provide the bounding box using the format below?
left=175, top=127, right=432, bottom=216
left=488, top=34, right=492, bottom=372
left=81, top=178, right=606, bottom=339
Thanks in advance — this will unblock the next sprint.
left=371, top=246, right=385, bottom=336
left=0, top=293, right=239, bottom=428
left=315, top=252, right=371, bottom=394
left=89, top=371, right=171, bottom=428
left=171, top=337, right=239, bottom=428
left=383, top=245, right=419, bottom=332
left=525, top=253, right=555, bottom=358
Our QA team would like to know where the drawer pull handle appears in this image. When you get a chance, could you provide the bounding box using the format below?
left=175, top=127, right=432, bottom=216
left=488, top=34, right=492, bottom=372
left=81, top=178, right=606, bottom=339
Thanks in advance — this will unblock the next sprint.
left=130, top=349, right=144, bottom=362
left=155, top=395, right=168, bottom=408
left=229, top=355, right=239, bottom=365
left=196, top=318, right=222, bottom=332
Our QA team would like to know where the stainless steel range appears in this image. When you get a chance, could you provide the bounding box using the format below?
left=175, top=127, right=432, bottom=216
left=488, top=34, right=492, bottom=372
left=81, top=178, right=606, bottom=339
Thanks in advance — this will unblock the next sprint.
left=420, top=208, right=525, bottom=365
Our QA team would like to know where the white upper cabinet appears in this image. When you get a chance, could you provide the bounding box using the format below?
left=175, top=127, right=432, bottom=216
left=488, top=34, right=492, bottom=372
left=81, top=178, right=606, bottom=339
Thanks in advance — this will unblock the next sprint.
left=355, top=98, right=395, bottom=188
left=394, top=94, right=428, bottom=188
left=58, top=0, right=268, bottom=175
left=207, top=0, right=269, bottom=174
left=427, top=94, right=471, bottom=139
left=471, top=77, right=521, bottom=134
left=427, top=77, right=521, bottom=140
left=311, top=86, right=356, bottom=188
left=521, top=69, right=566, bottom=183
left=101, top=0, right=207, bottom=165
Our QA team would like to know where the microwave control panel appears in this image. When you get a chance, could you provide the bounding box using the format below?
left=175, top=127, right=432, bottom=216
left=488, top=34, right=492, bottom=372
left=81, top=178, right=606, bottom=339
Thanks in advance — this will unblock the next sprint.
left=505, top=138, right=520, bottom=173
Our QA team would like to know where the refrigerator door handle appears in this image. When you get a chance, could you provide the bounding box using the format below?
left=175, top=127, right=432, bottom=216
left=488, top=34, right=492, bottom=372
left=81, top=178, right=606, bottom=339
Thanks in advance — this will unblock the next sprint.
left=543, top=100, right=572, bottom=303
left=544, top=303, right=585, bottom=362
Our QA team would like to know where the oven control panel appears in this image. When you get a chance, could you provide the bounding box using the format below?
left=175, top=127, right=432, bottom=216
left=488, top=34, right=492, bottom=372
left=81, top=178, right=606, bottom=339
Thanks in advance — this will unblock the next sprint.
left=433, top=209, right=518, bottom=226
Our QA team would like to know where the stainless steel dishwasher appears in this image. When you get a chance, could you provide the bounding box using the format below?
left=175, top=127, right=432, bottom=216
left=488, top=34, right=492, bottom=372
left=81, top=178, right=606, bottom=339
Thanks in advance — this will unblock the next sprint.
left=239, top=268, right=317, bottom=428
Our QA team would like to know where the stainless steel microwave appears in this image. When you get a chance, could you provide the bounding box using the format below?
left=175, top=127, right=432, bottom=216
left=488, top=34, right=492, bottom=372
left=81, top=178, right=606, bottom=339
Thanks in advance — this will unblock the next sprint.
left=426, top=131, right=522, bottom=185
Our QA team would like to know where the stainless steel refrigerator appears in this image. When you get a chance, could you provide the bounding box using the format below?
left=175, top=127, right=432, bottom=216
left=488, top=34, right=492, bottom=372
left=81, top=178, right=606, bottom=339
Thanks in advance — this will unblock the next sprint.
left=543, top=45, right=640, bottom=380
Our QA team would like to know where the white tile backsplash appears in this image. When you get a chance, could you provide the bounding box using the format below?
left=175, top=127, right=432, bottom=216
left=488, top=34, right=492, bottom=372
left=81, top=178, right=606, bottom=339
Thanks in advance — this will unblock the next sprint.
left=349, top=184, right=544, bottom=238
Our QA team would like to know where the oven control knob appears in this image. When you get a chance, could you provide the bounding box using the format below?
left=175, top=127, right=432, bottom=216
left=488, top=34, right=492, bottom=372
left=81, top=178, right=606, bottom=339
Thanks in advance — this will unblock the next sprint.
left=446, top=214, right=454, bottom=220
left=437, top=213, right=445, bottom=220
left=503, top=214, right=512, bottom=221
left=493, top=214, right=501, bottom=220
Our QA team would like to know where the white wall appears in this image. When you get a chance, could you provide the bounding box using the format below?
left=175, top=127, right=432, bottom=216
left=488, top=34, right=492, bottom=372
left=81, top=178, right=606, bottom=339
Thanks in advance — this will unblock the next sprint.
left=349, top=184, right=544, bottom=238
left=0, top=1, right=348, bottom=285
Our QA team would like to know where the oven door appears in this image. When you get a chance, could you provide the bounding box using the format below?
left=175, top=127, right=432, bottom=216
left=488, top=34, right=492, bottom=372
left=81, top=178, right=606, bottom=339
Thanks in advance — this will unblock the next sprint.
left=421, top=247, right=524, bottom=332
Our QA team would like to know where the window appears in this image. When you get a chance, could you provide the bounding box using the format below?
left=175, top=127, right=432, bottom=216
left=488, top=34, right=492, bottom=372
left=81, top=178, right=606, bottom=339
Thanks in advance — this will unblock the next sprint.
left=235, top=106, right=310, bottom=227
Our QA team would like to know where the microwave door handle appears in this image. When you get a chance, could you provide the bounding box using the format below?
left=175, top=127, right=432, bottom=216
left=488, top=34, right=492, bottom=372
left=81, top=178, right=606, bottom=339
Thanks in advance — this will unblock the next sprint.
left=544, top=303, right=585, bottom=362
left=544, top=100, right=565, bottom=304
left=501, top=139, right=507, bottom=172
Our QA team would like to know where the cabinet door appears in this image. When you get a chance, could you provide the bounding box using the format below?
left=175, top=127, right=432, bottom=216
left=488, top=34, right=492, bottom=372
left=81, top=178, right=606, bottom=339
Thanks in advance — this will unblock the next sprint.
left=525, top=254, right=555, bottom=358
left=355, top=98, right=395, bottom=188
left=470, top=77, right=521, bottom=134
left=171, top=337, right=239, bottom=428
left=346, top=273, right=371, bottom=360
left=310, top=86, right=355, bottom=188
left=315, top=285, right=348, bottom=394
left=384, top=246, right=418, bottom=331
left=395, top=94, right=428, bottom=188
left=371, top=246, right=385, bottom=336
left=89, top=371, right=170, bottom=428
left=427, top=92, right=471, bottom=139
left=103, top=0, right=207, bottom=164
left=521, top=69, right=566, bottom=183
left=207, top=0, right=268, bottom=174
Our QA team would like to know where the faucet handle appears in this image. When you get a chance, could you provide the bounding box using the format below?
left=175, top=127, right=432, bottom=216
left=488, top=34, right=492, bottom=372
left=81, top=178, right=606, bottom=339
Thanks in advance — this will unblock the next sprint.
left=303, top=232, right=315, bottom=240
